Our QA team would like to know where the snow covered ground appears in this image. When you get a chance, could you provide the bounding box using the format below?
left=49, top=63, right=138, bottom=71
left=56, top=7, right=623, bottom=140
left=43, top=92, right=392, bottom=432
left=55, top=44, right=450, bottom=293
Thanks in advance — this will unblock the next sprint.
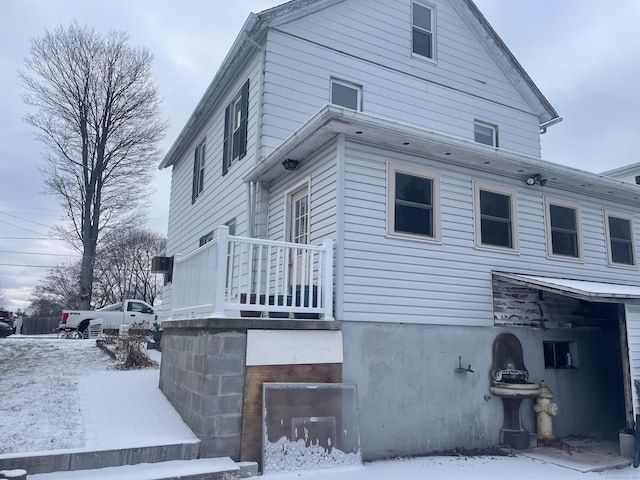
left=1, top=335, right=638, bottom=479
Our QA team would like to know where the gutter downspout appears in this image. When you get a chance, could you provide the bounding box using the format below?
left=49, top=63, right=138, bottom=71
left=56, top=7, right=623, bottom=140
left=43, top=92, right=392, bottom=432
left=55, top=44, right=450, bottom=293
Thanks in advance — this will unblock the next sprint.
left=245, top=31, right=266, bottom=239
left=540, top=116, right=563, bottom=135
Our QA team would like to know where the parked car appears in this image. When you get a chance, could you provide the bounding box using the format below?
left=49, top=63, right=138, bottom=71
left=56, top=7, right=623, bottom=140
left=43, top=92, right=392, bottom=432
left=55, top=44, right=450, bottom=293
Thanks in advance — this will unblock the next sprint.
left=0, top=321, right=12, bottom=338
left=0, top=311, right=14, bottom=331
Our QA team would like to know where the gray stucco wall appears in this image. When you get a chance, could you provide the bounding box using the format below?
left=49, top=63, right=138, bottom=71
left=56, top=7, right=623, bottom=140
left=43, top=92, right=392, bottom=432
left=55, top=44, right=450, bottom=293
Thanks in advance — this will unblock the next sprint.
left=341, top=321, right=625, bottom=460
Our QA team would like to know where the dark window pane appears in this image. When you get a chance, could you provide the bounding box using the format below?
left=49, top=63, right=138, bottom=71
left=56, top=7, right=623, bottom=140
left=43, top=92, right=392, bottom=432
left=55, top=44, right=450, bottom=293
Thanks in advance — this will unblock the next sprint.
left=611, top=240, right=634, bottom=265
left=412, top=29, right=432, bottom=58
left=550, top=205, right=576, bottom=230
left=609, top=217, right=631, bottom=241
left=543, top=342, right=554, bottom=368
left=480, top=190, right=512, bottom=248
left=551, top=231, right=578, bottom=257
left=474, top=123, right=496, bottom=146
left=481, top=219, right=512, bottom=247
left=480, top=190, right=510, bottom=219
left=413, top=3, right=432, bottom=30
left=396, top=173, right=432, bottom=205
left=331, top=82, right=358, bottom=110
left=395, top=204, right=433, bottom=236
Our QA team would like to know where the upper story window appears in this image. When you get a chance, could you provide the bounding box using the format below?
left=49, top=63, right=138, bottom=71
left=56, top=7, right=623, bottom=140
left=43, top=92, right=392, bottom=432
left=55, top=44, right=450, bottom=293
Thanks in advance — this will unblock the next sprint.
left=474, top=183, right=517, bottom=250
left=388, top=164, right=440, bottom=241
left=605, top=210, right=636, bottom=267
left=412, top=2, right=435, bottom=60
left=474, top=121, right=498, bottom=147
left=223, top=79, right=249, bottom=176
left=191, top=139, right=206, bottom=204
left=545, top=197, right=582, bottom=260
left=330, top=79, right=362, bottom=111
left=199, top=231, right=214, bottom=247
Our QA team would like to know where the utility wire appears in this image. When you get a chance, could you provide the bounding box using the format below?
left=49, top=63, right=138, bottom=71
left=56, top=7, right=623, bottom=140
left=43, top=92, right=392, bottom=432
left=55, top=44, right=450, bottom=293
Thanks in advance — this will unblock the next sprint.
left=0, top=211, right=54, bottom=230
left=0, top=250, right=75, bottom=257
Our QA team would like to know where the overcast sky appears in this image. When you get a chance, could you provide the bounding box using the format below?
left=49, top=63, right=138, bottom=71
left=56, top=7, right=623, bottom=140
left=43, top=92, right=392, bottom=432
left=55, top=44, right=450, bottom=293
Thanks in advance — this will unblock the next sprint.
left=1, top=0, right=639, bottom=312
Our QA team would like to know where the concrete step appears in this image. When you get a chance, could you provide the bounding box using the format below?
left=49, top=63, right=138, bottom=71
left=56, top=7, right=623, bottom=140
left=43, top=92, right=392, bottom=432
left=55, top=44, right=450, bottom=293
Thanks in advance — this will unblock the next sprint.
left=0, top=442, right=200, bottom=476
left=28, top=457, right=249, bottom=480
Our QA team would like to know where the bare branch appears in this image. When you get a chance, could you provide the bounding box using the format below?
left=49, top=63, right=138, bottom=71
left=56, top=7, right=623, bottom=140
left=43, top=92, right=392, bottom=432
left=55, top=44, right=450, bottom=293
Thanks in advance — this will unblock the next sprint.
left=20, top=23, right=167, bottom=308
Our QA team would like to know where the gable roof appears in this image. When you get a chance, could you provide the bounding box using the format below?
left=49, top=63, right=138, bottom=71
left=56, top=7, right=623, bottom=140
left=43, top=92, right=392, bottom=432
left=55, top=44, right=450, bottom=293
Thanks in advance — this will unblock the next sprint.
left=160, top=0, right=560, bottom=169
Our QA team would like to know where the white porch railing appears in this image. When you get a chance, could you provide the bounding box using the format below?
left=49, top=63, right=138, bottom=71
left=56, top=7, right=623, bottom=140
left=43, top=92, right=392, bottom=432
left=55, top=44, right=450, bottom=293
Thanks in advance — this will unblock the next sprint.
left=171, top=226, right=334, bottom=321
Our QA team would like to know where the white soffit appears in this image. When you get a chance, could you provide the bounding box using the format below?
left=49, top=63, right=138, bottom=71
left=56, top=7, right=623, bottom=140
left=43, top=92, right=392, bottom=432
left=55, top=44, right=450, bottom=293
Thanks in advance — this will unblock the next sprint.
left=246, top=330, right=343, bottom=366
left=494, top=272, right=640, bottom=302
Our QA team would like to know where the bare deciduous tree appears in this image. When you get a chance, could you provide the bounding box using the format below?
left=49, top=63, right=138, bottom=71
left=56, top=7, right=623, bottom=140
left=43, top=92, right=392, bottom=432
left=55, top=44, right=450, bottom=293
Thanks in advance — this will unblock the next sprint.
left=29, top=228, right=165, bottom=313
left=93, top=227, right=166, bottom=307
left=20, top=23, right=167, bottom=309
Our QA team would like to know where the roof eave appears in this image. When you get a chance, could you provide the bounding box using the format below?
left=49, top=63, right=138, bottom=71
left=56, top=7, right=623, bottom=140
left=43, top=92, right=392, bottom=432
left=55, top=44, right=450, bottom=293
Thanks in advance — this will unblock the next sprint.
left=457, top=0, right=560, bottom=126
left=244, top=106, right=640, bottom=207
left=159, top=14, right=265, bottom=170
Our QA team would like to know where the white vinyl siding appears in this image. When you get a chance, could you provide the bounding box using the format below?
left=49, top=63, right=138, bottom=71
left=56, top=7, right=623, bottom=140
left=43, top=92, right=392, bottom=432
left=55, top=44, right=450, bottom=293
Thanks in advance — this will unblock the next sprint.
left=340, top=140, right=640, bottom=326
left=274, top=0, right=534, bottom=112
left=267, top=142, right=338, bottom=246
left=161, top=54, right=263, bottom=319
left=263, top=0, right=542, bottom=159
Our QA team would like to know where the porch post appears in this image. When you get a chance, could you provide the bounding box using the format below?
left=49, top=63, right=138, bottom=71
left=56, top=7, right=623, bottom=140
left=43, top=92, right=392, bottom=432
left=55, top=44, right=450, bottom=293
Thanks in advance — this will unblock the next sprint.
left=213, top=226, right=230, bottom=317
left=322, top=239, right=334, bottom=321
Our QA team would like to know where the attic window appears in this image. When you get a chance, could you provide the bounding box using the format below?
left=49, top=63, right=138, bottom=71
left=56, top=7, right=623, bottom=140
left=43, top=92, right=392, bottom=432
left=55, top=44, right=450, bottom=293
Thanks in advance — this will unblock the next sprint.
left=331, top=79, right=361, bottom=111
left=412, top=2, right=435, bottom=60
left=474, top=121, right=498, bottom=147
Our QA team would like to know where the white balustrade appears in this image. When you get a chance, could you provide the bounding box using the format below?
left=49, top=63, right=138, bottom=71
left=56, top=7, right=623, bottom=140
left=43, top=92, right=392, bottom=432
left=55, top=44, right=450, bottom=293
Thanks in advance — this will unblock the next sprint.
left=171, top=226, right=333, bottom=320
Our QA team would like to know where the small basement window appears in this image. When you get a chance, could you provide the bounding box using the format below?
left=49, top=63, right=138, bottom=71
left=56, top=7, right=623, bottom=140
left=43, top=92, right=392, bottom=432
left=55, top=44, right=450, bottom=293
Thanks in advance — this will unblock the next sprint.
left=543, top=341, right=574, bottom=369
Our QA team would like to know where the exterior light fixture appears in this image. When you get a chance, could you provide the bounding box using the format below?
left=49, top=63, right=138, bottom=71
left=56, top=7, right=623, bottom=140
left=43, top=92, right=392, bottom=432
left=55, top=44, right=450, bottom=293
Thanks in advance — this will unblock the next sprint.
left=526, top=173, right=547, bottom=187
left=282, top=159, right=299, bottom=171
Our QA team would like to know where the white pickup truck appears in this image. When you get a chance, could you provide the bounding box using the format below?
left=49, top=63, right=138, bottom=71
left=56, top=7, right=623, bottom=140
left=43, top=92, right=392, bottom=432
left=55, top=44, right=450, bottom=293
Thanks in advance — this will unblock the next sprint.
left=59, top=299, right=157, bottom=335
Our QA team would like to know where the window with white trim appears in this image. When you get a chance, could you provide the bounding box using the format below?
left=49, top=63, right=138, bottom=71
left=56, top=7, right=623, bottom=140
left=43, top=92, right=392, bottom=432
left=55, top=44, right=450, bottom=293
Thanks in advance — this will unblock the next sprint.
left=412, top=2, right=435, bottom=60
left=474, top=183, right=517, bottom=250
left=388, top=164, right=439, bottom=240
left=199, top=231, right=213, bottom=247
left=605, top=211, right=636, bottom=266
left=474, top=121, right=498, bottom=147
left=222, top=79, right=249, bottom=176
left=545, top=198, right=582, bottom=259
left=191, top=139, right=206, bottom=203
left=330, top=79, right=362, bottom=111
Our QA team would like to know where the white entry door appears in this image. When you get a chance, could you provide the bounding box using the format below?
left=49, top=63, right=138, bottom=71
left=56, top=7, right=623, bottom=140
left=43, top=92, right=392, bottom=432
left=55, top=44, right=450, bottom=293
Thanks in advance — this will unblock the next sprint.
left=290, top=187, right=309, bottom=288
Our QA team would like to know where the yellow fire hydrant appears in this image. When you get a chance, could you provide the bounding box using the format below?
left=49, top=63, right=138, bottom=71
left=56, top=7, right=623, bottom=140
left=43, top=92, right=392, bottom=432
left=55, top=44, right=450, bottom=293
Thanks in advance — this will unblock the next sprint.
left=533, top=380, right=559, bottom=439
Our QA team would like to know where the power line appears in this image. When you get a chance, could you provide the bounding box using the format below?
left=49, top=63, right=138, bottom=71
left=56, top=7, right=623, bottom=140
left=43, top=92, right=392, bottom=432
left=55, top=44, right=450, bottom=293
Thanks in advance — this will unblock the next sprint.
left=0, top=250, right=76, bottom=257
left=0, top=219, right=49, bottom=236
left=0, top=263, right=65, bottom=269
left=0, top=237, right=65, bottom=241
left=0, top=211, right=54, bottom=230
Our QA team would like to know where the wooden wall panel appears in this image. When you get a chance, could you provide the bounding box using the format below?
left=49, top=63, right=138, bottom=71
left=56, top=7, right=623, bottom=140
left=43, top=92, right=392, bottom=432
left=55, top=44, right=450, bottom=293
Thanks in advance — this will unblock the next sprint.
left=240, top=363, right=342, bottom=466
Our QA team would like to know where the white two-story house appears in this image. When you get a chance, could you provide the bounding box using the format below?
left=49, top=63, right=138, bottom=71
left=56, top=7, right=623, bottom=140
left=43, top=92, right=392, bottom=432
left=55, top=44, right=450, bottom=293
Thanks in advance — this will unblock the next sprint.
left=156, top=0, right=640, bottom=463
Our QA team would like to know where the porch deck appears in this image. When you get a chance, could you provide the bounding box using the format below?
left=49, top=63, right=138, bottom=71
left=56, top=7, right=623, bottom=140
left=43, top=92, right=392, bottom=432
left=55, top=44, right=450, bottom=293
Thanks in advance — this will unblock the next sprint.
left=169, top=226, right=334, bottom=322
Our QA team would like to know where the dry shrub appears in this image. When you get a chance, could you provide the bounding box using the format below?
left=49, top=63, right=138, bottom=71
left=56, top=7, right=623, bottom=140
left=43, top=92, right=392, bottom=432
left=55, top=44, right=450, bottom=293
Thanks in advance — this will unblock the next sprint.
left=114, top=321, right=158, bottom=370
